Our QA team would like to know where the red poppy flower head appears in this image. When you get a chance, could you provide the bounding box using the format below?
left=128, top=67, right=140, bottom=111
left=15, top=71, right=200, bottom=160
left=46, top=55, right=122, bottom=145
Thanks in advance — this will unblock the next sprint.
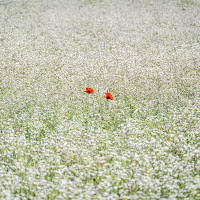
left=104, top=93, right=113, bottom=100
left=84, top=88, right=93, bottom=93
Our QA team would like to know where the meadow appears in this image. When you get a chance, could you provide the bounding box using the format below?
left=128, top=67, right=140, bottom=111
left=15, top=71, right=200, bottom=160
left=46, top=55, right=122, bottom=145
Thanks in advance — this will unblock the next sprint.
left=0, top=0, right=200, bottom=199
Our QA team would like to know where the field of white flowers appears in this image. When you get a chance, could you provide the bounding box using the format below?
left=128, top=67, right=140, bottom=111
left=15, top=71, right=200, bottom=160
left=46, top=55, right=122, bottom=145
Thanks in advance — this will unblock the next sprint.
left=0, top=0, right=200, bottom=199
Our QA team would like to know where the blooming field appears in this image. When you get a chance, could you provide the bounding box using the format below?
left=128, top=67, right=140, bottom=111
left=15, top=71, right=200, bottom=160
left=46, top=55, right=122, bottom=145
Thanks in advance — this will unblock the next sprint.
left=0, top=0, right=200, bottom=199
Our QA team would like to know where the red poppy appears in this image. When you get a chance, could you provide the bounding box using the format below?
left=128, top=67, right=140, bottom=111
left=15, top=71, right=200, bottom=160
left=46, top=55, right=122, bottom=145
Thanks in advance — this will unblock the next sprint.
left=84, top=88, right=94, bottom=93
left=104, top=93, right=113, bottom=100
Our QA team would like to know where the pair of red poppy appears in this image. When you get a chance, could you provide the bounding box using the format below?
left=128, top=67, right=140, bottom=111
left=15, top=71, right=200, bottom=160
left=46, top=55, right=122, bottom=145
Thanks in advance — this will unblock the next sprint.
left=84, top=88, right=113, bottom=100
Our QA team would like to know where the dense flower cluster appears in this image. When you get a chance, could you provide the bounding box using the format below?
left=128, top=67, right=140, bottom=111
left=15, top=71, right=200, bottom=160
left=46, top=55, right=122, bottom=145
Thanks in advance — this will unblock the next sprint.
left=0, top=0, right=200, bottom=199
